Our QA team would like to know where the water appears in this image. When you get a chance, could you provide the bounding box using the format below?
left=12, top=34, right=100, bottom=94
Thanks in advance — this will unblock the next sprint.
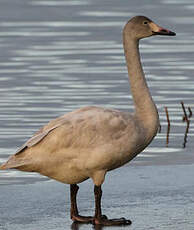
left=1, top=165, right=194, bottom=230
left=0, top=0, right=194, bottom=229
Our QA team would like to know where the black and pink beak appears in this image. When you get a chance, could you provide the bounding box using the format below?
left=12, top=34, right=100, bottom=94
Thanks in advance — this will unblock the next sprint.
left=153, top=27, right=176, bottom=36
left=149, top=22, right=176, bottom=36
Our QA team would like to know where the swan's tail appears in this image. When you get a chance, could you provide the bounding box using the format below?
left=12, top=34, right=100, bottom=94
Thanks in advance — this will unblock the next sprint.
left=0, top=162, right=8, bottom=170
left=0, top=155, right=28, bottom=170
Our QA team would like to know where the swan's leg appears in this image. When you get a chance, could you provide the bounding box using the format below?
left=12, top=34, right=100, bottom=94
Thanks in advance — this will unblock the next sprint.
left=70, top=184, right=93, bottom=223
left=93, top=185, right=132, bottom=226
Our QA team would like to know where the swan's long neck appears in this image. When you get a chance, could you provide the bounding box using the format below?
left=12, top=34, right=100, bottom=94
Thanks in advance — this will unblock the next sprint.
left=123, top=32, right=159, bottom=129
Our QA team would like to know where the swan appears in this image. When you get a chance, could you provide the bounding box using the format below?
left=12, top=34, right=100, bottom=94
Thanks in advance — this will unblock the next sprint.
left=0, top=16, right=175, bottom=226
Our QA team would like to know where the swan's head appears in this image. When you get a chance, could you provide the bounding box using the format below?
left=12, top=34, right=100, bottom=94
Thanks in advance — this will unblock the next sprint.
left=124, top=16, right=176, bottom=40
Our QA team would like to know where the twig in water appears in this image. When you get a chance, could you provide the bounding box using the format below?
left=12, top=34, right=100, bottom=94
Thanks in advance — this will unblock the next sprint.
left=158, top=123, right=161, bottom=133
left=182, top=101, right=187, bottom=122
left=165, top=107, right=170, bottom=147
left=188, top=107, right=192, bottom=118
left=181, top=101, right=190, bottom=148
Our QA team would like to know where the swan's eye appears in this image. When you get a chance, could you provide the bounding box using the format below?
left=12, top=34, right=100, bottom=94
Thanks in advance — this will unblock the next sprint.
left=143, top=21, right=148, bottom=25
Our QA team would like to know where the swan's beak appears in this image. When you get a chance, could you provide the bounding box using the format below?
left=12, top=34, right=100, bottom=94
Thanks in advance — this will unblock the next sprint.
left=149, top=22, right=176, bottom=36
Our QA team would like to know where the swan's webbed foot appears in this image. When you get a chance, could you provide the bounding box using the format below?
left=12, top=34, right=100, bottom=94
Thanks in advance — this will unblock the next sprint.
left=71, top=214, right=107, bottom=224
left=71, top=215, right=93, bottom=223
left=93, top=217, right=132, bottom=226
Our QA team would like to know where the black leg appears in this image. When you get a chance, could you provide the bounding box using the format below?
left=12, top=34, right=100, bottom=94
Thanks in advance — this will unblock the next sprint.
left=94, top=185, right=106, bottom=218
left=70, top=184, right=79, bottom=217
left=93, top=185, right=132, bottom=226
left=70, top=184, right=93, bottom=223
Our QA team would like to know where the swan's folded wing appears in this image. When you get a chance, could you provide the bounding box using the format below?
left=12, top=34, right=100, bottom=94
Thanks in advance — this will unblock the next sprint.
left=14, top=106, right=132, bottom=155
left=15, top=115, right=69, bottom=155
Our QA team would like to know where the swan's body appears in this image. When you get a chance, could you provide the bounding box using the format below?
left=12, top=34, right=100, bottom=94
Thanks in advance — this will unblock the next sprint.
left=0, top=16, right=175, bottom=226
left=8, top=106, right=157, bottom=185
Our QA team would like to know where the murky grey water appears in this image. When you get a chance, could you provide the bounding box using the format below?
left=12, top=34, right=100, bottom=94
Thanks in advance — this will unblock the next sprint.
left=0, top=0, right=194, bottom=229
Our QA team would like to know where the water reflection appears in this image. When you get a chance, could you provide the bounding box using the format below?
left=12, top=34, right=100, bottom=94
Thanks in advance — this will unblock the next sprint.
left=71, top=222, right=117, bottom=230
left=71, top=222, right=132, bottom=230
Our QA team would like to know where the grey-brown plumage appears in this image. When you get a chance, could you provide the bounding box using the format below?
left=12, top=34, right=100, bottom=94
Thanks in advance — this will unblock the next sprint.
left=0, top=16, right=175, bottom=226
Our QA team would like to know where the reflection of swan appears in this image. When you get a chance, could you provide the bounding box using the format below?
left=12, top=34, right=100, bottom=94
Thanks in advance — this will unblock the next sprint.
left=71, top=222, right=103, bottom=230
left=0, top=16, right=175, bottom=226
left=71, top=222, right=80, bottom=230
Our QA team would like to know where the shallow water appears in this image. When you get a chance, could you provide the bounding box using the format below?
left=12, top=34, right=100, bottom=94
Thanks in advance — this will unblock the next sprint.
left=1, top=165, right=194, bottom=230
left=0, top=0, right=194, bottom=229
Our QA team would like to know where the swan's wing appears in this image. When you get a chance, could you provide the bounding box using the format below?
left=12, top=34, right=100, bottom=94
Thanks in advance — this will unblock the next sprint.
left=15, top=115, right=71, bottom=155
left=15, top=106, right=132, bottom=155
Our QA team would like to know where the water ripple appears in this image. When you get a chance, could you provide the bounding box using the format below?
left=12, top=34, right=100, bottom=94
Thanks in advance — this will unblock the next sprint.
left=0, top=0, right=194, bottom=182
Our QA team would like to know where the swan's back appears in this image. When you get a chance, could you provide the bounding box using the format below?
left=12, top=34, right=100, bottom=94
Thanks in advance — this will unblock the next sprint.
left=17, top=106, right=137, bottom=152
